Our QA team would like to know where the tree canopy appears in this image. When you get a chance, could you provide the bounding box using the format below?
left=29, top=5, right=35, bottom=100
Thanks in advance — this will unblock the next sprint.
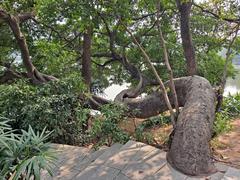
left=0, top=0, right=239, bottom=87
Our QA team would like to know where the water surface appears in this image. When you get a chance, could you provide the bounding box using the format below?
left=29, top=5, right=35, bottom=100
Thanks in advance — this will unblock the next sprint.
left=224, top=65, right=240, bottom=96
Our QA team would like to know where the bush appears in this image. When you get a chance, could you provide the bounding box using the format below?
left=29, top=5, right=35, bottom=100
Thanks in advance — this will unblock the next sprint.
left=213, top=93, right=240, bottom=136
left=0, top=118, right=56, bottom=180
left=135, top=115, right=170, bottom=143
left=213, top=111, right=232, bottom=136
left=222, top=93, right=240, bottom=117
left=89, top=104, right=130, bottom=148
left=198, top=50, right=236, bottom=85
left=0, top=75, right=131, bottom=146
left=0, top=74, right=90, bottom=145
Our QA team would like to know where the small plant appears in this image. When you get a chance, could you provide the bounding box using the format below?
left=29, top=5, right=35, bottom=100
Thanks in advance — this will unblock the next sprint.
left=213, top=111, right=232, bottom=136
left=135, top=115, right=170, bottom=144
left=213, top=93, right=240, bottom=137
left=222, top=93, right=240, bottom=117
left=89, top=104, right=130, bottom=148
left=0, top=118, right=57, bottom=180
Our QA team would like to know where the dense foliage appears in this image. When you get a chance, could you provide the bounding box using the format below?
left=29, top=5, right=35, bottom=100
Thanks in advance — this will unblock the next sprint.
left=0, top=77, right=130, bottom=146
left=0, top=0, right=239, bottom=86
left=0, top=118, right=56, bottom=180
left=0, top=75, right=88, bottom=144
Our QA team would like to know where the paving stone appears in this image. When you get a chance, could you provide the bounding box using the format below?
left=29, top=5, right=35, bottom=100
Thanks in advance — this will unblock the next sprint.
left=115, top=173, right=131, bottom=180
left=74, top=165, right=120, bottom=180
left=148, top=163, right=187, bottom=180
left=222, top=167, right=240, bottom=180
left=53, top=148, right=89, bottom=171
left=69, top=146, right=109, bottom=171
left=132, top=143, right=158, bottom=162
left=185, top=176, right=207, bottom=180
left=104, top=140, right=147, bottom=170
left=122, top=149, right=167, bottom=179
left=42, top=168, right=80, bottom=180
left=55, top=146, right=90, bottom=166
left=45, top=142, right=240, bottom=180
left=207, top=172, right=224, bottom=180
left=92, top=143, right=123, bottom=166
left=214, top=162, right=229, bottom=173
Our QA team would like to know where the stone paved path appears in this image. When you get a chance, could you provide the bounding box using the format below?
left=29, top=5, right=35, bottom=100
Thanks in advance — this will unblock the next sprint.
left=42, top=140, right=240, bottom=180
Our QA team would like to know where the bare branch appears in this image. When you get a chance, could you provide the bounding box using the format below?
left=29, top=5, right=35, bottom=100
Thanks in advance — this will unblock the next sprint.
left=120, top=19, right=177, bottom=128
left=132, top=12, right=157, bottom=21
left=92, top=59, right=116, bottom=67
left=156, top=1, right=179, bottom=116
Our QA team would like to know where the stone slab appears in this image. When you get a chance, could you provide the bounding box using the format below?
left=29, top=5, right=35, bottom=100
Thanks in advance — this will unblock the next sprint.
left=122, top=149, right=167, bottom=179
left=222, top=167, right=240, bottom=180
left=92, top=143, right=123, bottom=166
left=148, top=163, right=187, bottom=180
left=104, top=140, right=147, bottom=170
left=74, top=165, right=120, bottom=180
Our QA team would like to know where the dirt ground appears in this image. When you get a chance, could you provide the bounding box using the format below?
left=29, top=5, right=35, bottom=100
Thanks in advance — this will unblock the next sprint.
left=211, top=119, right=240, bottom=169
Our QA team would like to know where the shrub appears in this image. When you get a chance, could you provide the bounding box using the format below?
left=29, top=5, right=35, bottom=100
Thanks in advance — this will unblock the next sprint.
left=0, top=118, right=56, bottom=180
left=213, top=111, right=232, bottom=136
left=0, top=74, right=90, bottom=145
left=135, top=115, right=170, bottom=143
left=198, top=50, right=236, bottom=85
left=213, top=93, right=240, bottom=136
left=222, top=93, right=240, bottom=117
left=89, top=104, right=130, bottom=148
left=0, top=76, right=131, bottom=146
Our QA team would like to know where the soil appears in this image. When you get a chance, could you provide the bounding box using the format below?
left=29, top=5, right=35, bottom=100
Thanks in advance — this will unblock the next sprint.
left=211, top=119, right=240, bottom=169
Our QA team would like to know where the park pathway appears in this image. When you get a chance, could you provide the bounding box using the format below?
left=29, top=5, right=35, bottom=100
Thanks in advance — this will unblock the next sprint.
left=42, top=140, right=240, bottom=180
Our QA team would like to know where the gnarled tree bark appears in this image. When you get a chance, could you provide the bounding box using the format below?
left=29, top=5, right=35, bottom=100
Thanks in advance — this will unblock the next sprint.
left=166, top=76, right=216, bottom=176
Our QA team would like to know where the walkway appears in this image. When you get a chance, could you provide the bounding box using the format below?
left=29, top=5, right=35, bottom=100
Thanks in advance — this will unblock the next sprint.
left=41, top=141, right=240, bottom=180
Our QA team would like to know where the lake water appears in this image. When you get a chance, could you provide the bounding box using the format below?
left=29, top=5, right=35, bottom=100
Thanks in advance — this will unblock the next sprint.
left=224, top=65, right=240, bottom=96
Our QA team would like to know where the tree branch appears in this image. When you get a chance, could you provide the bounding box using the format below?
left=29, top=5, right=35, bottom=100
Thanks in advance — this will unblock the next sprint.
left=193, top=2, right=240, bottom=24
left=120, top=19, right=177, bottom=128
left=156, top=1, right=179, bottom=116
left=18, top=12, right=35, bottom=23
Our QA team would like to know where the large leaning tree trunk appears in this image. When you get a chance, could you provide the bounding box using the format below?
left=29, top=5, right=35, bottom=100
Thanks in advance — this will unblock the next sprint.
left=176, top=0, right=197, bottom=75
left=127, top=76, right=216, bottom=175
left=166, top=76, right=216, bottom=175
left=0, top=9, right=57, bottom=84
left=92, top=75, right=216, bottom=175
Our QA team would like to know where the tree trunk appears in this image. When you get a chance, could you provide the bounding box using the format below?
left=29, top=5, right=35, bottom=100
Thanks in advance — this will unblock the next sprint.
left=95, top=76, right=216, bottom=176
left=176, top=0, right=197, bottom=75
left=82, top=27, right=92, bottom=90
left=0, top=9, right=57, bottom=84
left=167, top=76, right=216, bottom=176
